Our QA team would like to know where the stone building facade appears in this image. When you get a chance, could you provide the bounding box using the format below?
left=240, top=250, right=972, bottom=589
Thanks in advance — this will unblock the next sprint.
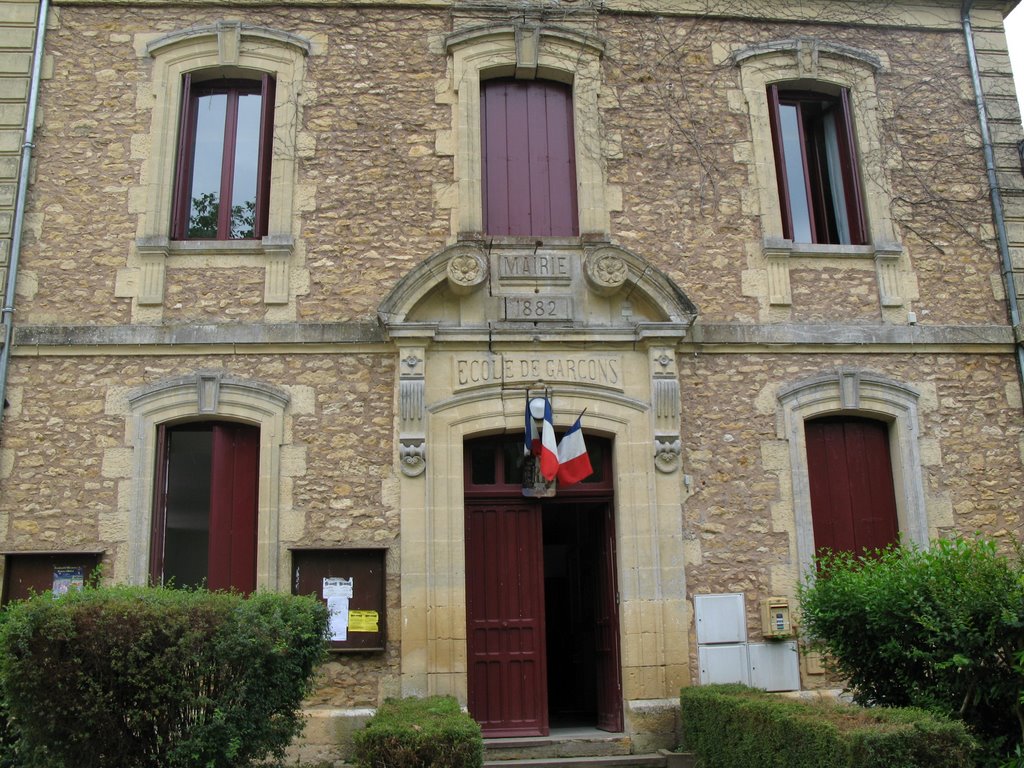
left=0, top=0, right=1022, bottom=760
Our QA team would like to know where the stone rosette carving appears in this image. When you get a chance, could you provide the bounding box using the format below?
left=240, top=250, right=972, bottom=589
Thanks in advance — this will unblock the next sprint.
left=584, top=247, right=629, bottom=296
left=446, top=246, right=488, bottom=295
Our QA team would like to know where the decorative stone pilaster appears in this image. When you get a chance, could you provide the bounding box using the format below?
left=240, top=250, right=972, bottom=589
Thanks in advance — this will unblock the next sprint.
left=399, top=347, right=427, bottom=477
left=651, top=347, right=681, bottom=473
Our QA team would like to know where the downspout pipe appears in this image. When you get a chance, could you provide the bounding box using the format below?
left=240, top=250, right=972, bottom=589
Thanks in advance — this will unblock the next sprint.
left=961, top=0, right=1024, bottom=407
left=0, top=0, right=49, bottom=433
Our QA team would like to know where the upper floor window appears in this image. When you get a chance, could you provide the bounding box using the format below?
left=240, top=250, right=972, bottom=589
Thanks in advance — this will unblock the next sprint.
left=767, top=85, right=866, bottom=245
left=481, top=78, right=578, bottom=237
left=171, top=74, right=275, bottom=241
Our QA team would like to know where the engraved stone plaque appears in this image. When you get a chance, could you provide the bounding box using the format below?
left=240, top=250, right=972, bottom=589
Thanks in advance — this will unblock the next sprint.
left=504, top=296, right=572, bottom=321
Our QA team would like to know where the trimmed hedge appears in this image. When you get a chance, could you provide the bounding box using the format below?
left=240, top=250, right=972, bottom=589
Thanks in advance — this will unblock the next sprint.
left=0, top=586, right=328, bottom=768
left=352, top=696, right=483, bottom=768
left=680, top=684, right=976, bottom=768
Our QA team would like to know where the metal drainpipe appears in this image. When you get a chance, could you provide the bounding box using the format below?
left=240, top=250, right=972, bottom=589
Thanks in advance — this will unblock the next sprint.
left=0, top=0, right=50, bottom=434
left=961, top=0, right=1024, bottom=407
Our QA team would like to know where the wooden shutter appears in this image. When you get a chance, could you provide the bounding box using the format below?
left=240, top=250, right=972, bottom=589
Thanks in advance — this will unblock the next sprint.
left=207, top=423, right=259, bottom=593
left=481, top=79, right=578, bottom=237
left=806, top=417, right=899, bottom=556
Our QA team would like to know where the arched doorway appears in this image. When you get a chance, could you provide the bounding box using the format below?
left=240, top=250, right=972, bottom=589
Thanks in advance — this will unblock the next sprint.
left=463, top=435, right=622, bottom=737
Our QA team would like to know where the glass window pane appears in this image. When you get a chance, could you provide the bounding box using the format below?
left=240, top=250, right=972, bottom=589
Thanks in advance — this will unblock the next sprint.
left=230, top=92, right=262, bottom=238
left=502, top=440, right=526, bottom=485
left=470, top=446, right=496, bottom=485
left=187, top=93, right=227, bottom=238
left=779, top=104, right=813, bottom=243
left=164, top=426, right=213, bottom=589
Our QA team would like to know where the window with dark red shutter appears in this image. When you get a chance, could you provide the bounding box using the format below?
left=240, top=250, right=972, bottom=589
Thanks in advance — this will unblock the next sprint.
left=481, top=79, right=578, bottom=237
left=150, top=421, right=259, bottom=593
left=805, top=416, right=899, bottom=556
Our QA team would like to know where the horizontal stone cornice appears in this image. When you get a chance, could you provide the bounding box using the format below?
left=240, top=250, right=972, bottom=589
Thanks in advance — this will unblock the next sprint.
left=691, top=323, right=1016, bottom=349
left=5, top=322, right=1018, bottom=355
left=11, top=322, right=386, bottom=349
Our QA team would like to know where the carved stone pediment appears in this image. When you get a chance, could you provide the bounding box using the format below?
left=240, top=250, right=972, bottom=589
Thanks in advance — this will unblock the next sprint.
left=378, top=239, right=697, bottom=343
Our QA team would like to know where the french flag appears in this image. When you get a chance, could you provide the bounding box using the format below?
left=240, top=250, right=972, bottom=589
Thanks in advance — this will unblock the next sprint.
left=556, top=415, right=593, bottom=486
left=539, top=398, right=559, bottom=482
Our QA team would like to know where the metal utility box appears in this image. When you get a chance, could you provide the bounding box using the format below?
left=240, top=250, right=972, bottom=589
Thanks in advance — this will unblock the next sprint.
left=291, top=548, right=386, bottom=652
left=760, top=596, right=793, bottom=639
left=695, top=592, right=747, bottom=645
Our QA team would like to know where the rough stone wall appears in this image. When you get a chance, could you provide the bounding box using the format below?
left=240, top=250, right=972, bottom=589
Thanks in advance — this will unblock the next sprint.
left=602, top=15, right=1006, bottom=326
left=0, top=349, right=400, bottom=708
left=679, top=350, right=1024, bottom=678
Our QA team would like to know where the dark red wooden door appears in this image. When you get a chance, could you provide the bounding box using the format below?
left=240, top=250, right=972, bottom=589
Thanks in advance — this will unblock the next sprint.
left=594, top=502, right=623, bottom=732
left=207, top=423, right=259, bottom=593
left=466, top=501, right=548, bottom=737
left=481, top=78, right=578, bottom=237
left=805, top=416, right=899, bottom=555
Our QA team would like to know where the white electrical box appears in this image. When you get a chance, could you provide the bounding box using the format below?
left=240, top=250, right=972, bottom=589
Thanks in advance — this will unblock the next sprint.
left=748, top=641, right=800, bottom=691
left=698, top=643, right=750, bottom=686
left=695, top=593, right=747, bottom=645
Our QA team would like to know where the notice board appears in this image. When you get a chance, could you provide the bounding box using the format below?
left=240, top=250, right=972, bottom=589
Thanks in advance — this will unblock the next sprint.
left=291, top=548, right=386, bottom=652
left=2, top=552, right=103, bottom=605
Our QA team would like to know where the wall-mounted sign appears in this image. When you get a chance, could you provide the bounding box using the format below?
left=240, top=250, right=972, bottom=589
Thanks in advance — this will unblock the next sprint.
left=453, top=354, right=624, bottom=392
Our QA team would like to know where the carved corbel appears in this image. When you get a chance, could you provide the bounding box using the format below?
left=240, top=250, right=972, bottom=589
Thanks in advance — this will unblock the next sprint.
left=651, top=348, right=682, bottom=474
left=399, top=348, right=427, bottom=477
left=763, top=239, right=792, bottom=306
left=874, top=243, right=903, bottom=307
left=135, top=237, right=169, bottom=306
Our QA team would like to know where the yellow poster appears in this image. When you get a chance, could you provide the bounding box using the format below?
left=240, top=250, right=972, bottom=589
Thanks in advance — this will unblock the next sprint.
left=348, top=610, right=379, bottom=633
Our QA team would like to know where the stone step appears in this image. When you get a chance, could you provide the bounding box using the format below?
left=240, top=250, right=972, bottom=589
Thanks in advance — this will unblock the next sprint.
left=483, top=754, right=667, bottom=768
left=484, top=730, right=632, bottom=761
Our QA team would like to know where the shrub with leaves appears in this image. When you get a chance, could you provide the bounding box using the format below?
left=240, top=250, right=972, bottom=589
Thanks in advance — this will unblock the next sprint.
left=680, top=684, right=975, bottom=768
left=352, top=696, right=483, bottom=768
left=0, top=585, right=328, bottom=768
left=798, top=538, right=1024, bottom=765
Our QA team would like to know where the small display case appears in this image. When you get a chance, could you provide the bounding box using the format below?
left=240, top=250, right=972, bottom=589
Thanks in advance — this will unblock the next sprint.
left=2, top=552, right=104, bottom=605
left=290, top=548, right=386, bottom=652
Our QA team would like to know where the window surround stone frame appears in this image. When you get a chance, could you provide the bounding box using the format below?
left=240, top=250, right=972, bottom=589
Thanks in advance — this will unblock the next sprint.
left=443, top=22, right=614, bottom=239
left=777, top=370, right=928, bottom=579
left=125, top=372, right=289, bottom=591
left=130, top=22, right=310, bottom=310
left=731, top=38, right=909, bottom=312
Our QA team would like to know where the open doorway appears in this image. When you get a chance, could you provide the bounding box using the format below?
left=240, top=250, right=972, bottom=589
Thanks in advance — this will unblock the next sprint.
left=464, top=436, right=622, bottom=737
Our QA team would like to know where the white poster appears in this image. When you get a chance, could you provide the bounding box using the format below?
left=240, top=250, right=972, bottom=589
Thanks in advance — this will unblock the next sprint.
left=324, top=577, right=354, bottom=641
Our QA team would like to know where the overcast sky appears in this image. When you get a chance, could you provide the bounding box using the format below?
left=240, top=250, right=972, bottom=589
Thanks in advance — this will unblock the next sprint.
left=1007, top=4, right=1023, bottom=124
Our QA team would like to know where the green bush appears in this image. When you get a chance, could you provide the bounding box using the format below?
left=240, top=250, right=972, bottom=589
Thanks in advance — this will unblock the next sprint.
left=798, top=538, right=1024, bottom=764
left=0, top=585, right=328, bottom=768
left=351, top=696, right=483, bottom=768
left=680, top=684, right=975, bottom=768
